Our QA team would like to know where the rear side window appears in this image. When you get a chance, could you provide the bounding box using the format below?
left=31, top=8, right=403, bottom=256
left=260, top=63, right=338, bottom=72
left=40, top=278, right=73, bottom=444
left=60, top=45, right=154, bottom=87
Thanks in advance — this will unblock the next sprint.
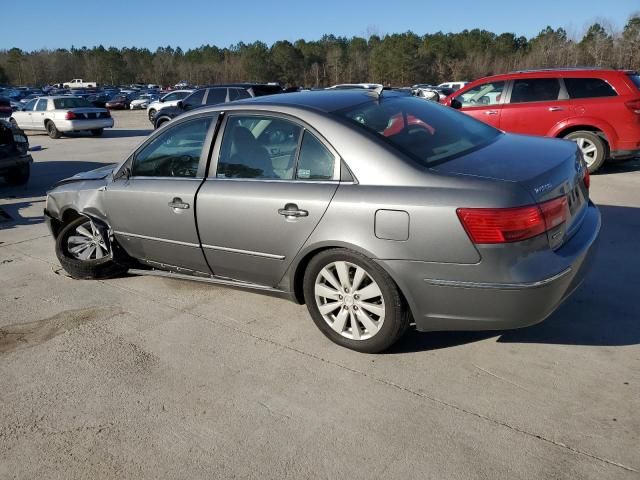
left=297, top=132, right=335, bottom=180
left=627, top=74, right=640, bottom=90
left=510, top=78, right=560, bottom=103
left=565, top=78, right=617, bottom=98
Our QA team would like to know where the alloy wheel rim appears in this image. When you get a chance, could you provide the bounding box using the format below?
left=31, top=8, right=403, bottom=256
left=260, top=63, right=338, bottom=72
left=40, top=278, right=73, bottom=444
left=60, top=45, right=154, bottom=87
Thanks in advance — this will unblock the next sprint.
left=574, top=137, right=597, bottom=166
left=314, top=261, right=385, bottom=341
left=67, top=219, right=109, bottom=260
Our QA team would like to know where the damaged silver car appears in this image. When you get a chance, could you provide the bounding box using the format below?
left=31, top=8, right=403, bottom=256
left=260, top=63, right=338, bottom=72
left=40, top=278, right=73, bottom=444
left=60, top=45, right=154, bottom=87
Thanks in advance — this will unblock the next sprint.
left=45, top=89, right=600, bottom=352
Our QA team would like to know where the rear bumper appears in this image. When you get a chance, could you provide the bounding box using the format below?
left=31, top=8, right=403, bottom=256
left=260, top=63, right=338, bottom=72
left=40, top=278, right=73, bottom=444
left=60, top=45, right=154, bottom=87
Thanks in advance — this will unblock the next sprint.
left=379, top=202, right=601, bottom=332
left=0, top=153, right=33, bottom=174
left=57, top=118, right=114, bottom=132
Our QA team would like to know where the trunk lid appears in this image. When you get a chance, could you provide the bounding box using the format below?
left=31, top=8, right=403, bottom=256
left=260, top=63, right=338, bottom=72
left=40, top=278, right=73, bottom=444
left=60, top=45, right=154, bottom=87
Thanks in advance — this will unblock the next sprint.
left=433, top=133, right=589, bottom=249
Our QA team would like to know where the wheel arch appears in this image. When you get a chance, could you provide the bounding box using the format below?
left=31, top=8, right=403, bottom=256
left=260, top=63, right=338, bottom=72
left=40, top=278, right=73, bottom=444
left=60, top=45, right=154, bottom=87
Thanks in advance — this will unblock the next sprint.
left=550, top=118, right=617, bottom=151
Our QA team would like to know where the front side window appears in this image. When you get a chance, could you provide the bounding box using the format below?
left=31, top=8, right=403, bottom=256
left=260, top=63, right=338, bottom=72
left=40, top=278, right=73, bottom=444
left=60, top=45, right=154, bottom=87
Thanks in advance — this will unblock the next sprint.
left=564, top=78, right=617, bottom=98
left=132, top=117, right=212, bottom=178
left=216, top=115, right=302, bottom=180
left=456, top=82, right=504, bottom=107
left=183, top=90, right=205, bottom=109
left=297, top=132, right=335, bottom=180
left=22, top=99, right=37, bottom=111
left=335, top=96, right=500, bottom=167
left=510, top=78, right=561, bottom=103
left=205, top=88, right=227, bottom=105
left=35, top=99, right=48, bottom=111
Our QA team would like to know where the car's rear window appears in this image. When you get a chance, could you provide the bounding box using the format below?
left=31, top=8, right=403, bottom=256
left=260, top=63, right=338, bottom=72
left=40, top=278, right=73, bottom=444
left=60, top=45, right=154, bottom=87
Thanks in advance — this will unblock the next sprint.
left=334, top=96, right=501, bottom=167
left=627, top=74, right=640, bottom=90
left=565, top=78, right=617, bottom=98
left=53, top=97, right=93, bottom=109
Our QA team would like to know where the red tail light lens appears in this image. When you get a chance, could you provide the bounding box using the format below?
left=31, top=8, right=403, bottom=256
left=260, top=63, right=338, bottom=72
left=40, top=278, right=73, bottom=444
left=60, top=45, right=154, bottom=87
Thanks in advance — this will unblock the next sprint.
left=583, top=168, right=590, bottom=189
left=624, top=99, right=640, bottom=114
left=65, top=111, right=77, bottom=120
left=457, top=196, right=568, bottom=244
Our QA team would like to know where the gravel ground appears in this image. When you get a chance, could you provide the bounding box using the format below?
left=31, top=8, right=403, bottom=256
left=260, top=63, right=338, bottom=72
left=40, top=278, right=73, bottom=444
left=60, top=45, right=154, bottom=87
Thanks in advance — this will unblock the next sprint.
left=0, top=110, right=638, bottom=479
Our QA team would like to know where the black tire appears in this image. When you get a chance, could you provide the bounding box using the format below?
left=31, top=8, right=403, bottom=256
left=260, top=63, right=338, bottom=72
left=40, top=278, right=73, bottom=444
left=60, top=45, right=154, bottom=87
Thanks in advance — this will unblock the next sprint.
left=46, top=121, right=62, bottom=139
left=564, top=131, right=606, bottom=173
left=4, top=163, right=30, bottom=186
left=55, top=216, right=128, bottom=280
left=154, top=117, right=169, bottom=129
left=303, top=248, right=409, bottom=353
left=148, top=109, right=156, bottom=121
left=9, top=117, right=18, bottom=128
left=90, top=128, right=104, bottom=136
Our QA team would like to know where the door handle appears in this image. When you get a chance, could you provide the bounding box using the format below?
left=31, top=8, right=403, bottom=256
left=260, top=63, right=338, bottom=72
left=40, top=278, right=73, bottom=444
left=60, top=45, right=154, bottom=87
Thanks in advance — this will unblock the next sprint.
left=168, top=197, right=190, bottom=210
left=485, top=110, right=498, bottom=115
left=548, top=107, right=564, bottom=112
left=278, top=203, right=308, bottom=218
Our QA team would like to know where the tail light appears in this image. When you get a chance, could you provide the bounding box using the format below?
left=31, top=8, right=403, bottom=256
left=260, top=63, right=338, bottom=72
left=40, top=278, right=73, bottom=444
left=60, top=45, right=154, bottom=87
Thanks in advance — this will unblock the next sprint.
left=65, top=111, right=77, bottom=120
left=457, top=196, right=569, bottom=244
left=583, top=168, right=590, bottom=190
left=624, top=99, right=640, bottom=114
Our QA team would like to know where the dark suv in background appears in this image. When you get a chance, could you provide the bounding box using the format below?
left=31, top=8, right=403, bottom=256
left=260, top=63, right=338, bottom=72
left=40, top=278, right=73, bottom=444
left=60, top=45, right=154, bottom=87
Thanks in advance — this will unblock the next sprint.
left=152, top=83, right=284, bottom=128
left=445, top=69, right=640, bottom=172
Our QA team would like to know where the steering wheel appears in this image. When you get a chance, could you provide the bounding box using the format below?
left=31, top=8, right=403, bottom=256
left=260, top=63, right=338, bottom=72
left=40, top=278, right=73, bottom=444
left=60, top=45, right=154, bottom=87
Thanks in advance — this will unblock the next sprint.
left=165, top=155, right=198, bottom=177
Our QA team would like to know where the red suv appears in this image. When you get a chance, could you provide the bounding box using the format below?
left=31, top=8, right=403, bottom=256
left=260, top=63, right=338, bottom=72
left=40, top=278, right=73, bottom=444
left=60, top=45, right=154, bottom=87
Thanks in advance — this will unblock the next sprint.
left=444, top=69, right=640, bottom=172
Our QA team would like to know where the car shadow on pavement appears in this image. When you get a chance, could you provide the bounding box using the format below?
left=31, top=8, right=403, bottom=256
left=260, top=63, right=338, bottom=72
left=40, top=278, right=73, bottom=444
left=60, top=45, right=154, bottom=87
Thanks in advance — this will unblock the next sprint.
left=0, top=200, right=44, bottom=230
left=0, top=161, right=107, bottom=200
left=63, top=129, right=152, bottom=139
left=596, top=158, right=640, bottom=175
left=389, top=204, right=640, bottom=353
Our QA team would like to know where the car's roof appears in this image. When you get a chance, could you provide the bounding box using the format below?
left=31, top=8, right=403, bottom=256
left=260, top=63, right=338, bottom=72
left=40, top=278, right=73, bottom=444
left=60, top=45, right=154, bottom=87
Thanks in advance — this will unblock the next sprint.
left=230, top=89, right=403, bottom=113
left=471, top=68, right=635, bottom=84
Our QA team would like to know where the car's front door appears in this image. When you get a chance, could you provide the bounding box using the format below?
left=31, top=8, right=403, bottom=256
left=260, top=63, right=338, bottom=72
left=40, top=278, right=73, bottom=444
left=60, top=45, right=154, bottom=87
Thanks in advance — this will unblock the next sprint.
left=104, top=114, right=217, bottom=274
left=499, top=77, right=571, bottom=136
left=454, top=81, right=505, bottom=128
left=196, top=113, right=340, bottom=286
left=14, top=99, right=37, bottom=129
left=33, top=98, right=49, bottom=130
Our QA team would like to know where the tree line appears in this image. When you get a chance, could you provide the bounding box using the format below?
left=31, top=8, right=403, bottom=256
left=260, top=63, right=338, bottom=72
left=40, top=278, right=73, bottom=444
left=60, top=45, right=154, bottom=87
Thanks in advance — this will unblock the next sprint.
left=1, top=16, right=639, bottom=88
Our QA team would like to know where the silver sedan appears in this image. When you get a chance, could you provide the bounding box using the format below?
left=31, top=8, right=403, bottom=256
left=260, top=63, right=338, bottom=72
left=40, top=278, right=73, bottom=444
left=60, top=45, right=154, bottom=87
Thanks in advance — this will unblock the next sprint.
left=44, top=90, right=600, bottom=352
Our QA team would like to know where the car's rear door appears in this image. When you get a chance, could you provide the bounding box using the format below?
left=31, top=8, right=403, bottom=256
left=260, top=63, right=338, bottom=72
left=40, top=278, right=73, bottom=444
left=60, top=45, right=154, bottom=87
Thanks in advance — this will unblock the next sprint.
left=499, top=77, right=571, bottom=136
left=454, top=80, right=505, bottom=128
left=196, top=112, right=339, bottom=286
left=104, top=113, right=218, bottom=274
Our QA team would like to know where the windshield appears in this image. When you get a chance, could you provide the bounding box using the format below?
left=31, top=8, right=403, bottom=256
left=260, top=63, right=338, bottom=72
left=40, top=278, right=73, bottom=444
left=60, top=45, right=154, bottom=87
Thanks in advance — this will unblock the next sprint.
left=628, top=74, right=640, bottom=90
left=334, top=96, right=501, bottom=167
left=53, top=97, right=93, bottom=109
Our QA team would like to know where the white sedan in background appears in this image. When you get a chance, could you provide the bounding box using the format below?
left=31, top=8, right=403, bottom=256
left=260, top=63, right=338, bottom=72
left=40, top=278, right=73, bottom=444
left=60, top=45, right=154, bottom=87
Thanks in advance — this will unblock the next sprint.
left=10, top=96, right=113, bottom=138
left=146, top=89, right=194, bottom=121
left=130, top=93, right=160, bottom=110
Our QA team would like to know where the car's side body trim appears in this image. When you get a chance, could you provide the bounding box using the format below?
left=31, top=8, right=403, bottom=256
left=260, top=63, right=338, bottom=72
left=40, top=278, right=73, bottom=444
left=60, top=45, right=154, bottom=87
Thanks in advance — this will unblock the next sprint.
left=201, top=243, right=285, bottom=260
left=113, top=230, right=200, bottom=248
left=423, top=267, right=572, bottom=290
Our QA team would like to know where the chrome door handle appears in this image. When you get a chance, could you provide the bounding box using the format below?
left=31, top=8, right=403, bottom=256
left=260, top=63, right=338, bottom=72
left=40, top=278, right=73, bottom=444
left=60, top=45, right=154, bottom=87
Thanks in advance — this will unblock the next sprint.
left=168, top=197, right=190, bottom=210
left=485, top=110, right=498, bottom=115
left=278, top=203, right=308, bottom=218
left=548, top=107, right=564, bottom=112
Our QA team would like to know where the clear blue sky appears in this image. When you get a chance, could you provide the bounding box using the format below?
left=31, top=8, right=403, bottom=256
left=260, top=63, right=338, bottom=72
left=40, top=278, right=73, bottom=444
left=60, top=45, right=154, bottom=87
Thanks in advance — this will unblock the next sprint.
left=3, top=0, right=638, bottom=51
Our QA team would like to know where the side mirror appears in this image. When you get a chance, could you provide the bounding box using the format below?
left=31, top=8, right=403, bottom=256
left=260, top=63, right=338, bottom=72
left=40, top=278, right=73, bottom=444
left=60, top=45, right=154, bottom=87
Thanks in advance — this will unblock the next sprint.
left=450, top=98, right=462, bottom=110
left=159, top=97, right=165, bottom=103
left=176, top=101, right=184, bottom=110
left=113, top=164, right=132, bottom=181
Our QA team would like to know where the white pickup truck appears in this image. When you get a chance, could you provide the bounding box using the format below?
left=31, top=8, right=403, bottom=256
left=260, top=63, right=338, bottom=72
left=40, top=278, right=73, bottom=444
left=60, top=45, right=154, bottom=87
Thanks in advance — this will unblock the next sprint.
left=63, top=78, right=99, bottom=89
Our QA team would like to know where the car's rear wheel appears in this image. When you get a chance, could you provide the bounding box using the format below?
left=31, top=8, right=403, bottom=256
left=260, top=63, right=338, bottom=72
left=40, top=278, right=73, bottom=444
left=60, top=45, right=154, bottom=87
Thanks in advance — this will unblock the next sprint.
left=4, top=163, right=30, bottom=186
left=46, top=121, right=62, bottom=139
left=90, top=128, right=104, bottom=136
left=303, top=249, right=409, bottom=353
left=55, top=216, right=127, bottom=279
left=564, top=131, right=606, bottom=173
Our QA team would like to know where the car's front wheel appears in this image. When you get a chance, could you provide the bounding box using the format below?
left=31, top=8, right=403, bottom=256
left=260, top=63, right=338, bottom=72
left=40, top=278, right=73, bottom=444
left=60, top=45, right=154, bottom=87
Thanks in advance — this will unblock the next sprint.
left=148, top=109, right=156, bottom=121
left=55, top=216, right=128, bottom=279
left=564, top=131, right=606, bottom=173
left=303, top=249, right=409, bottom=353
